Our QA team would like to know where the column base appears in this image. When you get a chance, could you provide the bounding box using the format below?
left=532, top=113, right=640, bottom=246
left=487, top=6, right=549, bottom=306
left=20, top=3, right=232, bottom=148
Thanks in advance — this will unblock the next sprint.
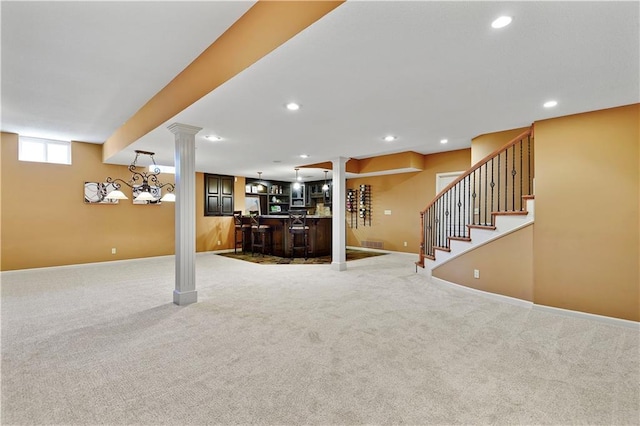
left=331, top=261, right=347, bottom=271
left=173, top=289, right=197, bottom=305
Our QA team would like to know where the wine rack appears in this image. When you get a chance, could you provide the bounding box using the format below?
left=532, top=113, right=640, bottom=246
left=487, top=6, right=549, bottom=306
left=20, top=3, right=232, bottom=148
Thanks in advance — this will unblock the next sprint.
left=359, top=184, right=371, bottom=226
left=346, top=188, right=358, bottom=228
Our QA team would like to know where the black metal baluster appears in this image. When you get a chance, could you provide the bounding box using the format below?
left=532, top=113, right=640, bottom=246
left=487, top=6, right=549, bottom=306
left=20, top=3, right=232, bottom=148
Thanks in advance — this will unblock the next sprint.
left=472, top=170, right=477, bottom=226
left=467, top=175, right=472, bottom=236
left=528, top=134, right=532, bottom=196
left=445, top=191, right=450, bottom=246
left=462, top=177, right=467, bottom=238
left=490, top=157, right=495, bottom=214
left=436, top=199, right=441, bottom=248
left=429, top=205, right=436, bottom=256
left=497, top=152, right=501, bottom=212
left=504, top=149, right=508, bottom=212
left=519, top=139, right=523, bottom=210
left=478, top=166, right=482, bottom=225
left=454, top=184, right=458, bottom=237
left=512, top=143, right=516, bottom=211
left=457, top=182, right=462, bottom=237
left=484, top=162, right=488, bottom=225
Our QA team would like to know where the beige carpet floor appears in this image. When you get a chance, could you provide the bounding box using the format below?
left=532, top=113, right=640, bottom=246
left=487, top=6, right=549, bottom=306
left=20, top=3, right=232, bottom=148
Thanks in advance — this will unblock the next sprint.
left=1, top=252, right=638, bottom=425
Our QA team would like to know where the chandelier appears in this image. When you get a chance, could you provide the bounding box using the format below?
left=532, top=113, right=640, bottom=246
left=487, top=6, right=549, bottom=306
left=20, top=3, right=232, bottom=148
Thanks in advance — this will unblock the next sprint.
left=104, top=150, right=175, bottom=202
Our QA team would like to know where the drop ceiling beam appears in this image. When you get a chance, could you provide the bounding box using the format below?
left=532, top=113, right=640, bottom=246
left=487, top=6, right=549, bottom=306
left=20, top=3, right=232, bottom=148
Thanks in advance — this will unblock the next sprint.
left=103, top=0, right=344, bottom=162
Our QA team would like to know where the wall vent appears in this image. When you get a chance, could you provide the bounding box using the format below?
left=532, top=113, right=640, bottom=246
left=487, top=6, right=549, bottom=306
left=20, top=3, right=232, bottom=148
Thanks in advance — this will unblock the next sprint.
left=361, top=240, right=384, bottom=249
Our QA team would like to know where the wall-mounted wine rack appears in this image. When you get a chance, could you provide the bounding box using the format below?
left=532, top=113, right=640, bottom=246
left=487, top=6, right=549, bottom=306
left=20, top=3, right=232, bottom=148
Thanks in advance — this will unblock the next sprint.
left=359, top=184, right=371, bottom=226
left=346, top=188, right=358, bottom=228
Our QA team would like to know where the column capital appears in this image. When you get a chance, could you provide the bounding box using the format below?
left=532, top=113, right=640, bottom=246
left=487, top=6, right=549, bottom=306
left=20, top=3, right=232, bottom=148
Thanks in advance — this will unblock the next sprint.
left=331, top=156, right=349, bottom=166
left=167, top=123, right=202, bottom=136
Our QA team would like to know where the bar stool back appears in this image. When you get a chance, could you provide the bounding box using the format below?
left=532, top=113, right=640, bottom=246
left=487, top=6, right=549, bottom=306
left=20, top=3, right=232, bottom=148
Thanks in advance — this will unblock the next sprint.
left=288, top=209, right=310, bottom=259
left=250, top=212, right=272, bottom=256
left=233, top=211, right=251, bottom=253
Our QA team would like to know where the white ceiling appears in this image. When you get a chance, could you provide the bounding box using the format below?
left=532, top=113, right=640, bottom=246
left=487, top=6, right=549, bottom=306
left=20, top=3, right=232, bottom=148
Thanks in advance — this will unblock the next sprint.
left=2, top=1, right=638, bottom=182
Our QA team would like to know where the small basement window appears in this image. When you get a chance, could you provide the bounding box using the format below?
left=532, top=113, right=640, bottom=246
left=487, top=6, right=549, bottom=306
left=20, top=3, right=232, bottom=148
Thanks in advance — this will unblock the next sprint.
left=19, top=136, right=71, bottom=165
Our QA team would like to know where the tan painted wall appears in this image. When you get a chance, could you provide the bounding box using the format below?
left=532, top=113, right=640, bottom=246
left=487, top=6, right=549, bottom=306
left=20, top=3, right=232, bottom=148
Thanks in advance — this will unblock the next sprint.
left=533, top=104, right=639, bottom=321
left=346, top=149, right=471, bottom=253
left=432, top=225, right=534, bottom=301
left=0, top=134, right=237, bottom=271
left=1, top=134, right=176, bottom=270
left=471, top=127, right=530, bottom=165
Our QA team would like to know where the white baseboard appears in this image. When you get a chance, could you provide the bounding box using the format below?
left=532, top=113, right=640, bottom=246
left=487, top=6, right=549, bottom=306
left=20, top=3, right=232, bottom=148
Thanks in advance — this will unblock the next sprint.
left=346, top=245, right=418, bottom=257
left=204, top=249, right=235, bottom=255
left=429, top=276, right=639, bottom=330
left=0, top=254, right=176, bottom=275
left=430, top=276, right=533, bottom=309
left=533, top=304, right=639, bottom=330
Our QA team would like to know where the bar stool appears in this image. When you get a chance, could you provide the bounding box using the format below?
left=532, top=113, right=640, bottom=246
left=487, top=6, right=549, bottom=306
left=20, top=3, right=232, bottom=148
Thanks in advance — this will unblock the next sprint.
left=288, top=209, right=310, bottom=260
left=233, top=211, right=251, bottom=253
left=250, top=213, right=272, bottom=256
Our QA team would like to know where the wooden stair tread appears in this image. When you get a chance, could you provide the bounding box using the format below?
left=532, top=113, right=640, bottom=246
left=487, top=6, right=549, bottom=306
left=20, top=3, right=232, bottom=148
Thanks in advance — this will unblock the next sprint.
left=491, top=210, right=528, bottom=216
left=467, top=224, right=496, bottom=230
left=449, top=236, right=471, bottom=242
left=434, top=246, right=451, bottom=252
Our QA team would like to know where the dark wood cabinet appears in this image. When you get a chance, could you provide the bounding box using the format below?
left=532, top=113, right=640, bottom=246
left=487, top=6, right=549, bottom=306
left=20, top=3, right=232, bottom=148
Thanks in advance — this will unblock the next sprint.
left=205, top=174, right=234, bottom=216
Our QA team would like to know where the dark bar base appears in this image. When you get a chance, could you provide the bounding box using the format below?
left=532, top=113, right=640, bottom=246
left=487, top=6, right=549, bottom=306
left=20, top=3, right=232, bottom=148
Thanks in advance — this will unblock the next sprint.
left=244, top=215, right=332, bottom=258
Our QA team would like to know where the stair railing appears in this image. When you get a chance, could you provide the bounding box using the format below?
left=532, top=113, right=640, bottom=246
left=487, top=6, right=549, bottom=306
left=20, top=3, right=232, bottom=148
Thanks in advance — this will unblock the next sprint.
left=417, top=127, right=534, bottom=268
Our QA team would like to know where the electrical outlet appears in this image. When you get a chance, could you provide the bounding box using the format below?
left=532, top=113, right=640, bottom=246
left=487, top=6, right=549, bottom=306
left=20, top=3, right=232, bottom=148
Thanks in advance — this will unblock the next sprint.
left=473, top=269, right=480, bottom=279
left=403, top=241, right=408, bottom=247
left=111, top=248, right=116, bottom=255
left=217, top=240, right=221, bottom=245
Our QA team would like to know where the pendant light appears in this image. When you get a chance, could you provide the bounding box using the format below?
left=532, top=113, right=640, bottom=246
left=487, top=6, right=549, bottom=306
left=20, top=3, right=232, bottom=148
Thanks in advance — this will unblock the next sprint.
left=293, top=168, right=301, bottom=189
left=322, top=170, right=329, bottom=191
left=257, top=172, right=265, bottom=191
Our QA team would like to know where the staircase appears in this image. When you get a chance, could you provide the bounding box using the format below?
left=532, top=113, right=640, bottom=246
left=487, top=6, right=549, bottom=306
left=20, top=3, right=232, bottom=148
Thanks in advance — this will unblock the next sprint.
left=416, top=127, right=534, bottom=276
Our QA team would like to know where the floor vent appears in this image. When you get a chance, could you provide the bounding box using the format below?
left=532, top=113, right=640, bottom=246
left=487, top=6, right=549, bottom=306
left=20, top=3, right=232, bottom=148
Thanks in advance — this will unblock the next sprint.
left=361, top=241, right=384, bottom=249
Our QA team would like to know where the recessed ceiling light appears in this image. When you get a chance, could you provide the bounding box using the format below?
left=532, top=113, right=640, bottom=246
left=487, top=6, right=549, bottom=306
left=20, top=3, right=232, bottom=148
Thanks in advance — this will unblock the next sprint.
left=543, top=100, right=558, bottom=108
left=286, top=102, right=301, bottom=111
left=440, top=139, right=448, bottom=144
left=205, top=135, right=222, bottom=141
left=299, top=154, right=309, bottom=159
left=491, top=16, right=512, bottom=29
left=383, top=135, right=397, bottom=142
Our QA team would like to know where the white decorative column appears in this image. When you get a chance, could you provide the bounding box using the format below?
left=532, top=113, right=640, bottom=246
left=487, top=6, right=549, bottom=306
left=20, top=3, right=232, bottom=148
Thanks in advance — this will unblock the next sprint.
left=331, top=157, right=348, bottom=271
left=168, top=123, right=202, bottom=305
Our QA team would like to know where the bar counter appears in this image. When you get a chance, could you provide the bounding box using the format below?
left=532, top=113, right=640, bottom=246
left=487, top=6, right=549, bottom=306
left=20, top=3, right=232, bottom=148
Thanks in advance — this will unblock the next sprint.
left=244, top=215, right=332, bottom=258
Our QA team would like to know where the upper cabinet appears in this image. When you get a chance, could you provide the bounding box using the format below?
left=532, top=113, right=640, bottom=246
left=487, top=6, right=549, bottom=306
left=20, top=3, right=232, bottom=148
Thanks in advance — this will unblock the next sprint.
left=204, top=174, right=234, bottom=216
left=291, top=184, right=306, bottom=207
